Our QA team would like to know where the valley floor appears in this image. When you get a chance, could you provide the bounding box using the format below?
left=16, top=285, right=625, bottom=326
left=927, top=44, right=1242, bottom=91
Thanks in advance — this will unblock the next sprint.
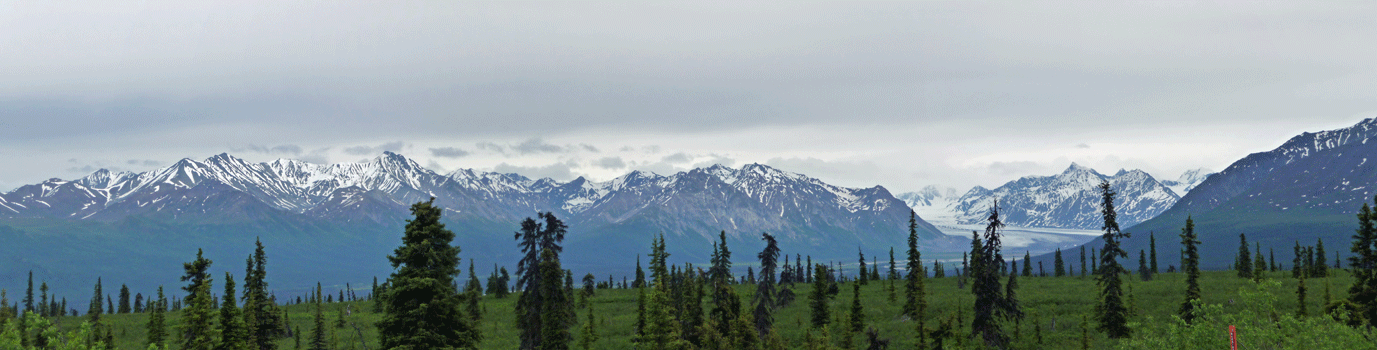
left=57, top=270, right=1374, bottom=350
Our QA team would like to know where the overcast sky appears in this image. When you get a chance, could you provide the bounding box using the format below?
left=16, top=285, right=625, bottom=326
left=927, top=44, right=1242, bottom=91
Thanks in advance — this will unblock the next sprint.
left=2, top=2, right=1375, bottom=193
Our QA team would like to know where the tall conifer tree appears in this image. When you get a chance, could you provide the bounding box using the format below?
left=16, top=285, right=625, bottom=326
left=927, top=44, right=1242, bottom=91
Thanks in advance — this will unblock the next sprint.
left=219, top=273, right=249, bottom=350
left=1179, top=216, right=1202, bottom=323
left=88, top=277, right=103, bottom=324
left=809, top=264, right=830, bottom=328
left=243, top=237, right=281, bottom=350
left=182, top=249, right=217, bottom=350
left=903, top=210, right=924, bottom=318
left=377, top=199, right=479, bottom=349
left=1054, top=248, right=1065, bottom=277
left=119, top=284, right=131, bottom=314
left=1080, top=246, right=1087, bottom=277
left=1094, top=181, right=1131, bottom=338
left=538, top=249, right=572, bottom=350
left=514, top=212, right=569, bottom=349
left=309, top=283, right=327, bottom=350
left=971, top=201, right=1018, bottom=346
left=1237, top=233, right=1253, bottom=278
left=147, top=286, right=167, bottom=348
left=754, top=233, right=781, bottom=338
left=1348, top=199, right=1377, bottom=328
left=1150, top=232, right=1158, bottom=273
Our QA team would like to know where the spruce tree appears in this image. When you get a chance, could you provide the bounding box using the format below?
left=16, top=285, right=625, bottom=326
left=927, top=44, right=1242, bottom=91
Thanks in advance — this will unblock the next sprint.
left=1054, top=248, right=1065, bottom=277
left=1137, top=250, right=1151, bottom=281
left=1080, top=246, right=1087, bottom=277
left=38, top=282, right=48, bottom=317
left=753, top=233, right=781, bottom=339
left=1253, top=243, right=1266, bottom=281
left=1179, top=216, right=1202, bottom=323
left=118, top=284, right=131, bottom=314
left=971, top=201, right=1018, bottom=346
left=538, top=249, right=572, bottom=350
left=219, top=273, right=249, bottom=350
left=1149, top=232, right=1158, bottom=274
left=809, top=264, right=830, bottom=328
left=243, top=237, right=280, bottom=350
left=642, top=235, right=689, bottom=350
left=309, top=283, right=326, bottom=350
left=903, top=210, right=924, bottom=318
left=376, top=199, right=479, bottom=349
left=1094, top=181, right=1131, bottom=338
left=1315, top=238, right=1328, bottom=277
left=514, top=212, right=569, bottom=349
left=634, top=256, right=646, bottom=289
left=148, top=286, right=167, bottom=348
left=1237, top=233, right=1252, bottom=278
left=1348, top=199, right=1377, bottom=328
left=1021, top=252, right=1032, bottom=277
left=24, top=271, right=33, bottom=315
left=887, top=248, right=897, bottom=302
left=464, top=259, right=483, bottom=322
left=1270, top=248, right=1277, bottom=271
left=705, top=233, right=740, bottom=341
left=848, top=282, right=864, bottom=334
left=857, top=248, right=868, bottom=285
left=1297, top=275, right=1308, bottom=317
left=182, top=249, right=217, bottom=350
left=1294, top=241, right=1305, bottom=278
left=89, top=277, right=103, bottom=324
left=578, top=304, right=599, bottom=350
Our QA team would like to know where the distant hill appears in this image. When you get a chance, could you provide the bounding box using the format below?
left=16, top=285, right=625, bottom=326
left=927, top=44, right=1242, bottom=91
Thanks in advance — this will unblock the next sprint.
left=0, top=152, right=954, bottom=296
left=1036, top=118, right=1377, bottom=270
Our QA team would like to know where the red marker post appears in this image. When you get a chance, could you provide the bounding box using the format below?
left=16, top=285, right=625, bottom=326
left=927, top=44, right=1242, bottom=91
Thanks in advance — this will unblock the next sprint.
left=1228, top=325, right=1238, bottom=350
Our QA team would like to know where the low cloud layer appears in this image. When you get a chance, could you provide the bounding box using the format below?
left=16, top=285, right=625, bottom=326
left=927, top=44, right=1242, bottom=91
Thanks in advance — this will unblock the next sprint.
left=343, top=142, right=406, bottom=156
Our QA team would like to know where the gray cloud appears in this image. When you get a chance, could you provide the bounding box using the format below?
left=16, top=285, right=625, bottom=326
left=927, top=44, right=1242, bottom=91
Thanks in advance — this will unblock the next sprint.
left=593, top=157, right=626, bottom=169
left=618, top=146, right=635, bottom=152
left=986, top=161, right=1045, bottom=177
left=3, top=3, right=1375, bottom=193
left=126, top=159, right=161, bottom=167
left=512, top=138, right=565, bottom=155
left=297, top=148, right=332, bottom=164
left=476, top=142, right=505, bottom=154
left=661, top=152, right=692, bottom=163
left=580, top=144, right=599, bottom=153
left=343, top=141, right=406, bottom=156
left=764, top=157, right=885, bottom=188
left=239, top=144, right=303, bottom=155
left=1076, top=143, right=1091, bottom=149
left=429, top=147, right=470, bottom=158
left=426, top=160, right=449, bottom=173
left=66, top=165, right=97, bottom=174
left=493, top=162, right=577, bottom=181
left=692, top=154, right=735, bottom=169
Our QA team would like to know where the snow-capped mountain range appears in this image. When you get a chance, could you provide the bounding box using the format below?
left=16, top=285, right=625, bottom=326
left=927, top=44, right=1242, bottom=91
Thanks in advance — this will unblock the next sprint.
left=0, top=151, right=958, bottom=295
left=898, top=165, right=1214, bottom=230
left=0, top=152, right=950, bottom=258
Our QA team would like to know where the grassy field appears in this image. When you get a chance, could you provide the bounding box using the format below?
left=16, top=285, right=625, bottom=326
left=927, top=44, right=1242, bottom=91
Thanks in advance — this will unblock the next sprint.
left=40, top=268, right=1373, bottom=350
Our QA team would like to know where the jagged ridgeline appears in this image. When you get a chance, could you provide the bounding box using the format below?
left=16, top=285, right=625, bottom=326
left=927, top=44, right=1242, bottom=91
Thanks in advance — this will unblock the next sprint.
left=0, top=152, right=955, bottom=295
left=1036, top=118, right=1377, bottom=270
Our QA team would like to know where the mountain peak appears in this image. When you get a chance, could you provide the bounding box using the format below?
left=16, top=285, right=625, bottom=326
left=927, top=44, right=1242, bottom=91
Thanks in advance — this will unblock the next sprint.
left=1063, top=162, right=1093, bottom=173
